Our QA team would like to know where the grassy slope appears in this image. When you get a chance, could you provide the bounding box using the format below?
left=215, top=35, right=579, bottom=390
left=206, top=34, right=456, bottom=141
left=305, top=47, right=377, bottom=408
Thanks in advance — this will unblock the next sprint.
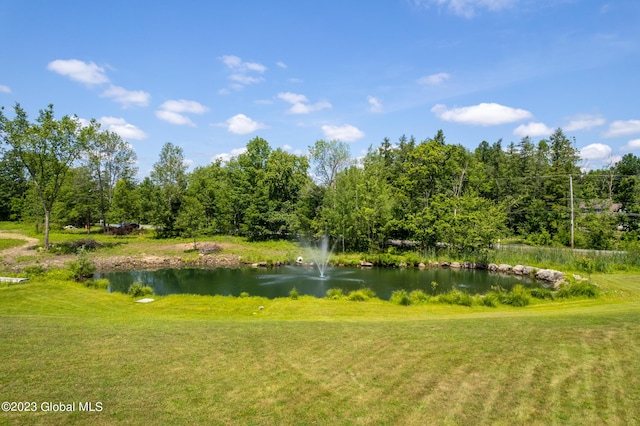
left=1, top=273, right=639, bottom=425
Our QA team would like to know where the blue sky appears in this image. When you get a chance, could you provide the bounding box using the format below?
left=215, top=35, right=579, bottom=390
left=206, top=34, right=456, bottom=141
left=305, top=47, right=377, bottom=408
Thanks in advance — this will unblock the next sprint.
left=1, top=0, right=639, bottom=177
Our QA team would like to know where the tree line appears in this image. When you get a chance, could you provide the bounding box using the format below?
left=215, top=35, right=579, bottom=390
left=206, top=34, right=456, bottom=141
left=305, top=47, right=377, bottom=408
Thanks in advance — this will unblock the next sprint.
left=1, top=104, right=639, bottom=252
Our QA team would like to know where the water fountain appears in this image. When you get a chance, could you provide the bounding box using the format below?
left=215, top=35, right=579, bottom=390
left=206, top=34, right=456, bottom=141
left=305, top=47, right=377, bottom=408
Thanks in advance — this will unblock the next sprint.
left=310, top=235, right=333, bottom=278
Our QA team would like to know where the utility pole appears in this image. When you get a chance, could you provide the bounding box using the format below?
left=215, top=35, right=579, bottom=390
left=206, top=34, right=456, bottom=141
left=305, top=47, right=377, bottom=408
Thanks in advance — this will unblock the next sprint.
left=569, top=174, right=574, bottom=249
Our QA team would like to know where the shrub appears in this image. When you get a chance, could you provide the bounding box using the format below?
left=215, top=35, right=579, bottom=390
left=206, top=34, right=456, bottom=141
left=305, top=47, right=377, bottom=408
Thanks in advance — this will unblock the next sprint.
left=23, top=264, right=45, bottom=277
left=480, top=292, right=499, bottom=307
left=51, top=239, right=103, bottom=255
left=557, top=281, right=599, bottom=298
left=289, top=287, right=299, bottom=300
left=529, top=287, right=555, bottom=300
left=438, top=290, right=473, bottom=306
left=128, top=281, right=154, bottom=298
left=326, top=288, right=345, bottom=300
left=409, top=289, right=430, bottom=304
left=390, top=290, right=412, bottom=306
left=347, top=288, right=376, bottom=301
left=501, top=285, right=531, bottom=307
left=369, top=253, right=401, bottom=267
left=67, top=247, right=96, bottom=282
left=403, top=252, right=422, bottom=267
left=239, top=291, right=250, bottom=298
left=86, top=278, right=110, bottom=289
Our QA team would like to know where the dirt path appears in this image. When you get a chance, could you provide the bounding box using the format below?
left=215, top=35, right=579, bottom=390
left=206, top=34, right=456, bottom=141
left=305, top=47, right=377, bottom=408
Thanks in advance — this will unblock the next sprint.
left=0, top=232, right=40, bottom=258
left=0, top=232, right=244, bottom=272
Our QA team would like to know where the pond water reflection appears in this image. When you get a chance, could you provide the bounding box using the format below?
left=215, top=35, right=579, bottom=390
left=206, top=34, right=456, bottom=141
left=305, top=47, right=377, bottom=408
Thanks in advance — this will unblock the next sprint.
left=101, top=266, right=536, bottom=300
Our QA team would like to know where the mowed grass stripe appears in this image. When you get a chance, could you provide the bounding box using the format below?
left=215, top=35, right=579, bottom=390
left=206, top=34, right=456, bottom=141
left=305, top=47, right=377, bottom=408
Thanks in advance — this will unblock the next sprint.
left=1, top=274, right=640, bottom=424
left=2, top=311, right=640, bottom=424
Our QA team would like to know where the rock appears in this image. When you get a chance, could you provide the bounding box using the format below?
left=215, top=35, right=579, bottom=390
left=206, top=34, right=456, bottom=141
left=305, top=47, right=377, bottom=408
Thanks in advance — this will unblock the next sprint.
left=475, top=262, right=486, bottom=270
left=360, top=261, right=373, bottom=267
left=535, top=269, right=565, bottom=286
left=497, top=264, right=512, bottom=273
left=399, top=262, right=408, bottom=268
left=441, top=261, right=451, bottom=268
left=462, top=261, right=473, bottom=269
left=522, top=266, right=533, bottom=276
left=450, top=262, right=461, bottom=268
left=418, top=262, right=426, bottom=269
left=513, top=265, right=525, bottom=275
left=488, top=263, right=498, bottom=272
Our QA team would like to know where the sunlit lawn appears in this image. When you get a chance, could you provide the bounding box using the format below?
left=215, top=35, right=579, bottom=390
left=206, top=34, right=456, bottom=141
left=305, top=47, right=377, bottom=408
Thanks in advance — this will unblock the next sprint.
left=1, top=272, right=639, bottom=425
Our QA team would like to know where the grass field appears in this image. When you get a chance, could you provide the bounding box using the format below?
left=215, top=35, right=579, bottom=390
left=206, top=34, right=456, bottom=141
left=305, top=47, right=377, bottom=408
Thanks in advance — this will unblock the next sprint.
left=1, top=270, right=639, bottom=425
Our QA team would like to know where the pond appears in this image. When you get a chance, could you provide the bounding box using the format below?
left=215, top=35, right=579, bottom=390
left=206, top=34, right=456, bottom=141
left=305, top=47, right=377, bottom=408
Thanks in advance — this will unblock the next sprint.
left=100, top=266, right=536, bottom=300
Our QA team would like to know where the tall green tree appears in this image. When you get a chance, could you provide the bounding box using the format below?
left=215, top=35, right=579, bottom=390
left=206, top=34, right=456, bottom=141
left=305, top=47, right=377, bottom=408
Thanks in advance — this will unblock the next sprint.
left=109, top=178, right=141, bottom=224
left=308, top=139, right=351, bottom=187
left=85, top=128, right=137, bottom=230
left=149, top=142, right=188, bottom=237
left=0, top=103, right=93, bottom=248
left=0, top=148, right=28, bottom=221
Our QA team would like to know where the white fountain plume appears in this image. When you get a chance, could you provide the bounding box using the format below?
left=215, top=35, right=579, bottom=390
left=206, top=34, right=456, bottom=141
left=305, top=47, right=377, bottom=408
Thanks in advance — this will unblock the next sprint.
left=311, top=235, right=333, bottom=278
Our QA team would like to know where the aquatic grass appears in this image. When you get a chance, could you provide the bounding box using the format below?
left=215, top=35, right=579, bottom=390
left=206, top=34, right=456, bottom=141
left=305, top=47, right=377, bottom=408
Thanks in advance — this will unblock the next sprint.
left=326, top=287, right=345, bottom=300
left=557, top=281, right=600, bottom=299
left=437, top=289, right=474, bottom=307
left=289, top=287, right=299, bottom=300
left=128, top=281, right=154, bottom=298
left=390, top=289, right=411, bottom=305
left=409, top=289, right=430, bottom=304
left=347, top=288, right=376, bottom=301
left=500, top=284, right=531, bottom=307
left=479, top=292, right=499, bottom=307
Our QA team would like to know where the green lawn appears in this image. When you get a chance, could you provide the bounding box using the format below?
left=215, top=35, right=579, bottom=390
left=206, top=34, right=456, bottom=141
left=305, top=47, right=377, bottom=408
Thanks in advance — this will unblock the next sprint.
left=0, top=238, right=26, bottom=251
left=1, top=272, right=639, bottom=425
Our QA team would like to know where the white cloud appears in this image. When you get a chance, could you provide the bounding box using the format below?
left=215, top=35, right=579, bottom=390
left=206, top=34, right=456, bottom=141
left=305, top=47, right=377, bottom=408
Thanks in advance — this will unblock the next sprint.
left=604, top=120, right=640, bottom=138
left=418, top=0, right=515, bottom=18
left=159, top=99, right=209, bottom=114
left=289, top=101, right=332, bottom=114
left=623, top=139, right=640, bottom=150
left=367, top=96, right=383, bottom=113
left=100, top=85, right=150, bottom=107
left=432, top=102, right=532, bottom=126
left=276, top=61, right=287, bottom=68
left=278, top=92, right=308, bottom=104
left=321, top=124, right=365, bottom=142
left=155, top=99, right=208, bottom=126
left=282, top=144, right=292, bottom=151
left=564, top=114, right=606, bottom=132
left=214, top=147, right=248, bottom=163
left=580, top=143, right=612, bottom=160
left=223, top=114, right=266, bottom=135
left=513, top=122, right=554, bottom=137
left=155, top=110, right=195, bottom=127
left=418, top=72, right=450, bottom=86
left=0, top=84, right=11, bottom=93
left=229, top=74, right=264, bottom=85
left=220, top=55, right=266, bottom=90
left=47, top=59, right=110, bottom=85
left=99, top=116, right=147, bottom=140
left=277, top=92, right=331, bottom=114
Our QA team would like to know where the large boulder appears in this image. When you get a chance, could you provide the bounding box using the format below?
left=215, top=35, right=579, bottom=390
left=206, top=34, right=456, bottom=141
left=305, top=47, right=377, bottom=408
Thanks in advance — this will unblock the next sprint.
left=497, top=264, right=512, bottom=273
left=488, top=263, right=498, bottom=272
left=513, top=265, right=525, bottom=275
left=535, top=269, right=565, bottom=288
